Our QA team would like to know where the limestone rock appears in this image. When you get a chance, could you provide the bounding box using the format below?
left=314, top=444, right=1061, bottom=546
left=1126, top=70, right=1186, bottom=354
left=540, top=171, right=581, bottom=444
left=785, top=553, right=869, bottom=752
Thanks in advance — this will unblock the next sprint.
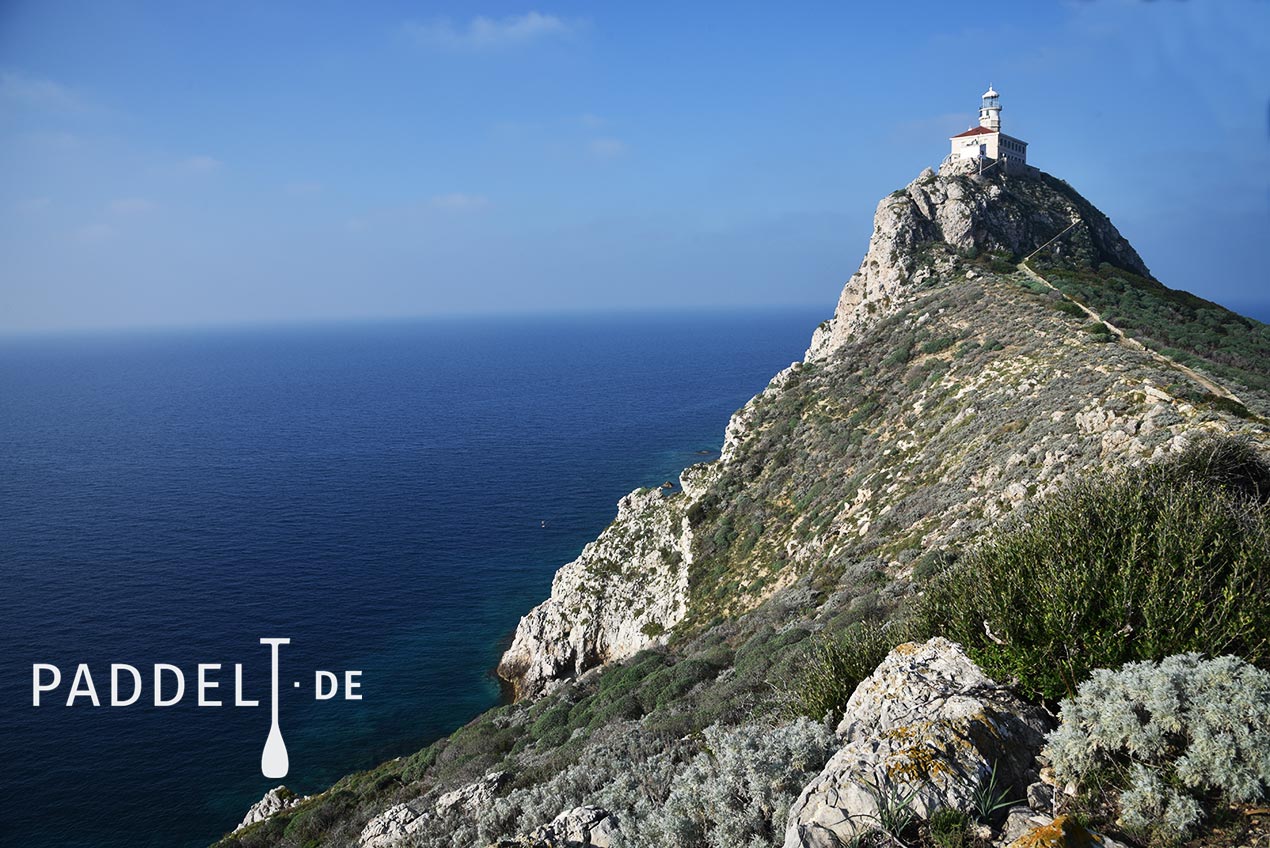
left=358, top=801, right=431, bottom=848
left=783, top=638, right=1053, bottom=848
left=359, top=772, right=505, bottom=847
left=530, top=805, right=618, bottom=847
left=806, top=168, right=1148, bottom=362
left=436, top=770, right=507, bottom=815
left=1004, top=814, right=1127, bottom=848
left=236, top=785, right=302, bottom=831
left=1001, top=807, right=1049, bottom=845
left=496, top=487, right=692, bottom=700
left=1026, top=781, right=1055, bottom=814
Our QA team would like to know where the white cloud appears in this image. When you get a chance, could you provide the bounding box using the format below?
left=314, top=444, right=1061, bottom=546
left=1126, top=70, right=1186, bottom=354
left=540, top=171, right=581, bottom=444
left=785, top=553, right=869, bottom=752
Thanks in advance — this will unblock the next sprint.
left=182, top=155, right=222, bottom=172
left=430, top=192, right=490, bottom=212
left=403, top=12, right=576, bottom=49
left=109, top=197, right=157, bottom=215
left=588, top=137, right=628, bottom=159
left=0, top=71, right=87, bottom=112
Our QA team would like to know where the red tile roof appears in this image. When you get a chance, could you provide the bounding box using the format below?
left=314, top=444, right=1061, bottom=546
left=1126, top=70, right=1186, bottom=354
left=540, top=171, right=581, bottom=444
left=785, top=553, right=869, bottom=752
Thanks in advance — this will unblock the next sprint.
left=950, top=126, right=996, bottom=138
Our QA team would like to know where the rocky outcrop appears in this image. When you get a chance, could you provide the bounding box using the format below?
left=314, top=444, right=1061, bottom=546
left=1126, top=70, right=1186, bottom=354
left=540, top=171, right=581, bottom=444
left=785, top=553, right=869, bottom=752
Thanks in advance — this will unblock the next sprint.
left=358, top=772, right=507, bottom=847
left=437, top=770, right=507, bottom=815
left=807, top=166, right=1148, bottom=362
left=497, top=487, right=692, bottom=700
left=495, top=358, right=841, bottom=702
left=235, top=786, right=302, bottom=832
left=1004, top=815, right=1128, bottom=848
left=529, top=805, right=618, bottom=847
left=359, top=801, right=432, bottom=848
left=783, top=639, right=1053, bottom=848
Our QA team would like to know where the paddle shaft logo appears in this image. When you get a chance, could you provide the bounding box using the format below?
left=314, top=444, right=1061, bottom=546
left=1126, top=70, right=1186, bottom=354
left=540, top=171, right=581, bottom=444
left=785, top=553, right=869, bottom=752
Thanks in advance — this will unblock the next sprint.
left=31, top=638, right=362, bottom=778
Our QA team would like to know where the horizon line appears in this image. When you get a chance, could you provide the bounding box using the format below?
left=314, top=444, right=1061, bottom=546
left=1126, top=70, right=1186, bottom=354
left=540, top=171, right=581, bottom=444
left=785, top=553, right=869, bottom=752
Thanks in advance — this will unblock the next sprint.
left=0, top=301, right=836, bottom=341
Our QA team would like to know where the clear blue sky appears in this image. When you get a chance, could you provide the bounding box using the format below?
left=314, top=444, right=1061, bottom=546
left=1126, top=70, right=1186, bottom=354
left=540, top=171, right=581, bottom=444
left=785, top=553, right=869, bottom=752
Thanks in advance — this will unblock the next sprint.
left=1, top=1, right=1267, bottom=333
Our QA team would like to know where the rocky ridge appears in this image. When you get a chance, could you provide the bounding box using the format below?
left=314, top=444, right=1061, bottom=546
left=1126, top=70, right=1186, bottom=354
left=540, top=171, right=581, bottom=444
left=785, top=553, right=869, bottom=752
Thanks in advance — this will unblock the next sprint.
left=219, top=162, right=1270, bottom=848
left=806, top=163, right=1147, bottom=362
left=495, top=163, right=1266, bottom=702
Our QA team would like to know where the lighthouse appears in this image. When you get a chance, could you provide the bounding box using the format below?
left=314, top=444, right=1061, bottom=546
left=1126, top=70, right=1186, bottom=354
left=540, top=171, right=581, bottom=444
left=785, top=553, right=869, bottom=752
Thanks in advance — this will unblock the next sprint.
left=948, top=86, right=1028, bottom=171
left=979, top=85, right=1001, bottom=130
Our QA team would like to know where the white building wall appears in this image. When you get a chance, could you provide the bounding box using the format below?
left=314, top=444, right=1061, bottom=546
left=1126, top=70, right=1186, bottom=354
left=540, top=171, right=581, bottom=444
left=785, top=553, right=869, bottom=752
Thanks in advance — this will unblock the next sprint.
left=950, top=133, right=998, bottom=160
left=949, top=132, right=1026, bottom=164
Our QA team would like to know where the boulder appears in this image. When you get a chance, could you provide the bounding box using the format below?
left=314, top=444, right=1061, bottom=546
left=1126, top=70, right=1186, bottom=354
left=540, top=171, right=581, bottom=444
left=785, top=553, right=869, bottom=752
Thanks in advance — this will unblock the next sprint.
left=436, top=770, right=506, bottom=815
left=358, top=801, right=430, bottom=848
left=236, top=785, right=301, bottom=831
left=530, top=805, right=618, bottom=847
left=358, top=772, right=505, bottom=847
left=1001, top=807, right=1049, bottom=844
left=805, top=166, right=1149, bottom=362
left=783, top=638, right=1053, bottom=848
left=1004, top=814, right=1127, bottom=848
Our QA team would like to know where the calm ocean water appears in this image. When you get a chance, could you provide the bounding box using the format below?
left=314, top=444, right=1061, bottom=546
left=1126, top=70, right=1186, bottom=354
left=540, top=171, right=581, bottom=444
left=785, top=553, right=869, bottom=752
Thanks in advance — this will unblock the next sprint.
left=0, top=309, right=821, bottom=848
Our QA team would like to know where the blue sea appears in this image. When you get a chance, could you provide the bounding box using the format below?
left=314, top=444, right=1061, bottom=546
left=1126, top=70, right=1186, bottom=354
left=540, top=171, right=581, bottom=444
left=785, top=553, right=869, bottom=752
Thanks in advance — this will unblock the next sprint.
left=0, top=308, right=821, bottom=848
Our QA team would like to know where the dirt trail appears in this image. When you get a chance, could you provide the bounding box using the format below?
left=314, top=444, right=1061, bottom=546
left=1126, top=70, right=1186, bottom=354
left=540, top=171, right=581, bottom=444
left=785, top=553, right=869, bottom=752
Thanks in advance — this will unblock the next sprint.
left=1017, top=260, right=1242, bottom=403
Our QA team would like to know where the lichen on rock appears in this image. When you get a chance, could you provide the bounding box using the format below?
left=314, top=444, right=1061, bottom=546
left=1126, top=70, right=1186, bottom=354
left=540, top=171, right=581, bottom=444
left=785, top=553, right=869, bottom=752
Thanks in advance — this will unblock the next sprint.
left=783, top=638, right=1052, bottom=848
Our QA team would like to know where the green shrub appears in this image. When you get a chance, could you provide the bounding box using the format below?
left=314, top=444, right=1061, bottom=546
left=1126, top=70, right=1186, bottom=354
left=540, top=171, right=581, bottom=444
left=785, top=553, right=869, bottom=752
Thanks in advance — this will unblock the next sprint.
left=883, top=333, right=916, bottom=366
left=928, top=807, right=972, bottom=848
left=1045, top=654, right=1270, bottom=845
left=1164, top=435, right=1270, bottom=503
left=1202, top=393, right=1253, bottom=419
left=401, top=743, right=440, bottom=783
left=1053, top=299, right=1086, bottom=318
left=918, top=437, right=1270, bottom=701
left=1082, top=321, right=1114, bottom=341
left=989, top=255, right=1016, bottom=274
left=920, top=335, right=958, bottom=355
left=778, top=621, right=896, bottom=723
left=1039, top=259, right=1270, bottom=397
left=910, top=548, right=955, bottom=583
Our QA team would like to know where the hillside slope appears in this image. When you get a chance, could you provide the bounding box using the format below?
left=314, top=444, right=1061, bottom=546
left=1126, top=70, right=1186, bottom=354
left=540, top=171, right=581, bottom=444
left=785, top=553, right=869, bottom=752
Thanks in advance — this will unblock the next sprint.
left=217, top=163, right=1270, bottom=848
left=496, top=162, right=1268, bottom=701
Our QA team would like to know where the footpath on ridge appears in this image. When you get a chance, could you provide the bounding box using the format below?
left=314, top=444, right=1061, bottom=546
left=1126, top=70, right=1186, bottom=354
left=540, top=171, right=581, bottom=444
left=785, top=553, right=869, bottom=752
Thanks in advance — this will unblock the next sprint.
left=1018, top=221, right=1241, bottom=404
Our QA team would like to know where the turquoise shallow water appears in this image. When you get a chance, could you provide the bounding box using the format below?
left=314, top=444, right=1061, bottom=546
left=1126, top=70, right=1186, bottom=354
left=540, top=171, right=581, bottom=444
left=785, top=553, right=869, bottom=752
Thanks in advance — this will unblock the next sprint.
left=0, top=308, right=821, bottom=847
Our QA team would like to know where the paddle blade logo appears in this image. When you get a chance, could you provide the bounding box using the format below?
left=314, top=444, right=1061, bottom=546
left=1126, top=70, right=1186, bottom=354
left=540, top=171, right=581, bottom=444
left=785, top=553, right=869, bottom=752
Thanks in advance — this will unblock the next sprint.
left=260, top=638, right=291, bottom=778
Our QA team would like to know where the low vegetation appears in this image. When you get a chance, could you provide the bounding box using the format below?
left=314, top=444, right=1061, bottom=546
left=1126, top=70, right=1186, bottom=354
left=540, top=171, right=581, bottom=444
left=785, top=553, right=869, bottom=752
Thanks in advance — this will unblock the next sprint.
left=1036, top=257, right=1270, bottom=411
left=918, top=437, right=1270, bottom=701
left=776, top=621, right=901, bottom=725
left=1046, top=654, right=1270, bottom=846
left=216, top=165, right=1270, bottom=846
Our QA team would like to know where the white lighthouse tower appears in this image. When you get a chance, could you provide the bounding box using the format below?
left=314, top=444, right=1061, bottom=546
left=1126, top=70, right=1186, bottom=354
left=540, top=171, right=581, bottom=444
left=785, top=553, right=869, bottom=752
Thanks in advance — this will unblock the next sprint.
left=979, top=85, right=1001, bottom=130
left=948, top=86, right=1028, bottom=172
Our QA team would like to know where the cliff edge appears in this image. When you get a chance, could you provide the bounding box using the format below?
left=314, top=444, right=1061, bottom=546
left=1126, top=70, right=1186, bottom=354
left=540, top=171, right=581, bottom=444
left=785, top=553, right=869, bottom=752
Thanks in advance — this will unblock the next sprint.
left=495, top=162, right=1264, bottom=703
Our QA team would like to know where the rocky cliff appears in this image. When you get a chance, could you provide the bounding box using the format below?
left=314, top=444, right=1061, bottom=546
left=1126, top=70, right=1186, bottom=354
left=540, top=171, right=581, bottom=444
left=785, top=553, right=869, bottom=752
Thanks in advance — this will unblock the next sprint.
left=496, top=486, right=693, bottom=700
left=494, top=162, right=1267, bottom=702
left=806, top=162, right=1148, bottom=361
left=218, top=162, right=1270, bottom=848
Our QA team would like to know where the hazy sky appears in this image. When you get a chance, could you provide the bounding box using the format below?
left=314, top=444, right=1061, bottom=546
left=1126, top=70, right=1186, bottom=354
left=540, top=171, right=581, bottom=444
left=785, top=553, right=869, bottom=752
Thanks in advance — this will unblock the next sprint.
left=1, top=1, right=1267, bottom=333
